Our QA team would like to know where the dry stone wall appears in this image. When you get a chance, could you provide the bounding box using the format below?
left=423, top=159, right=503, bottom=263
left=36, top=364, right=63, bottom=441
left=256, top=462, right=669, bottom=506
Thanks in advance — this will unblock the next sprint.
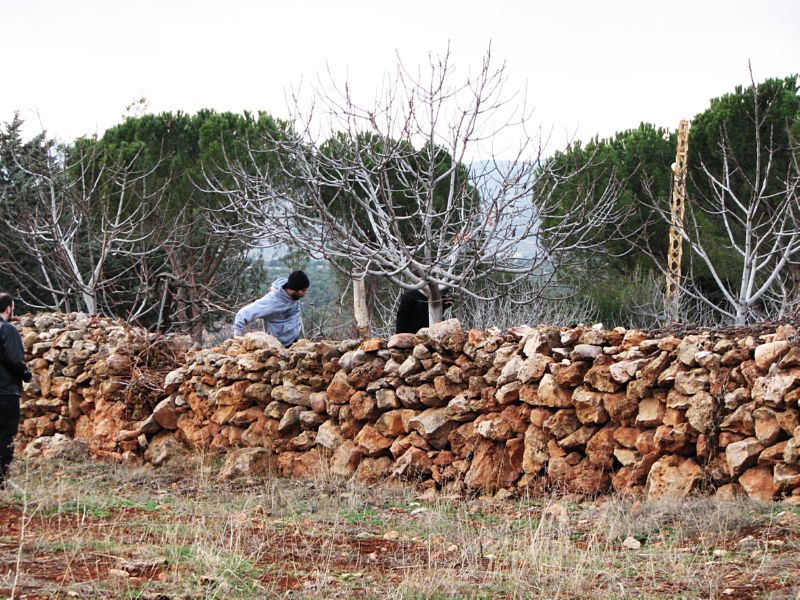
left=16, top=313, right=191, bottom=462
left=14, top=313, right=800, bottom=502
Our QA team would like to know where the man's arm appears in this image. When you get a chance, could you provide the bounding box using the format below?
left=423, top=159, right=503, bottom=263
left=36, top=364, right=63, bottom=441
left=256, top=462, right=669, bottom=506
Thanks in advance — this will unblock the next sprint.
left=233, top=294, right=280, bottom=336
left=0, top=323, right=31, bottom=382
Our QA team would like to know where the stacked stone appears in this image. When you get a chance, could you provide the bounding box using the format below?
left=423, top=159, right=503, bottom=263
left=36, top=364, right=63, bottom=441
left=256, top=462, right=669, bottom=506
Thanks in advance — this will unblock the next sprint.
left=13, top=312, right=800, bottom=502
left=138, top=318, right=800, bottom=502
left=142, top=332, right=355, bottom=467
left=16, top=313, right=191, bottom=460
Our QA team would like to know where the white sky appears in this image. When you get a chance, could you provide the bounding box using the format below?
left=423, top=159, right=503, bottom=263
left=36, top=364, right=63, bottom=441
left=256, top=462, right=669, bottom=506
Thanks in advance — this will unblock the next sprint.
left=2, top=0, right=798, bottom=159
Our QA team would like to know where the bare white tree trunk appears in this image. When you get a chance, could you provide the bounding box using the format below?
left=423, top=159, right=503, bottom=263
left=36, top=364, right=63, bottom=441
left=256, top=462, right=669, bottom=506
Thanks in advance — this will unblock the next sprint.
left=353, top=277, right=370, bottom=339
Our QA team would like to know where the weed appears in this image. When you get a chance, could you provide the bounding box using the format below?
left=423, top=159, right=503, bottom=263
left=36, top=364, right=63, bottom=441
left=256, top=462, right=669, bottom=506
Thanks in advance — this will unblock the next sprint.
left=1, top=457, right=798, bottom=599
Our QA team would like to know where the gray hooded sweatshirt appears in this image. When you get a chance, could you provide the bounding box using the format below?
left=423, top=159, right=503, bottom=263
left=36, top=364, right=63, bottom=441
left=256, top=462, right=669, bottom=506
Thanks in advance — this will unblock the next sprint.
left=233, top=277, right=303, bottom=346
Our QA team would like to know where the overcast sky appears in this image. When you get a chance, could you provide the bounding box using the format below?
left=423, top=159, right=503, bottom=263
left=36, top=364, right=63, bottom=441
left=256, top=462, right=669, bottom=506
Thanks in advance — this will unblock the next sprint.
left=2, top=0, right=798, bottom=159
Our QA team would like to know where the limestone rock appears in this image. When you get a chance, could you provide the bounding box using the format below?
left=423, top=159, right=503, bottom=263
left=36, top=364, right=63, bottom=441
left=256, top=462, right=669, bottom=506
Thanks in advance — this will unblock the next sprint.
left=721, top=403, right=756, bottom=435
left=571, top=344, right=602, bottom=361
left=726, top=437, right=765, bottom=476
left=636, top=397, right=665, bottom=428
left=547, top=457, right=611, bottom=495
left=331, top=440, right=363, bottom=476
left=738, top=466, right=777, bottom=501
left=375, top=409, right=416, bottom=437
left=144, top=432, right=188, bottom=467
left=603, top=392, right=638, bottom=425
left=408, top=407, right=457, bottom=449
left=536, top=374, right=573, bottom=408
left=354, top=456, right=393, bottom=485
left=573, top=387, right=608, bottom=424
left=164, top=369, right=186, bottom=394
left=646, top=455, right=702, bottom=501
left=583, top=363, right=620, bottom=393
left=543, top=409, right=579, bottom=439
left=518, top=354, right=553, bottom=384
left=152, top=397, right=178, bottom=430
left=522, top=424, right=550, bottom=474
left=464, top=438, right=523, bottom=492
left=752, top=372, right=797, bottom=407
left=550, top=361, right=590, bottom=387
left=277, top=406, right=303, bottom=433
left=753, top=407, right=784, bottom=446
left=391, top=446, right=432, bottom=478
left=754, top=341, right=790, bottom=371
left=475, top=411, right=519, bottom=442
left=686, top=392, right=716, bottom=434
left=522, top=328, right=559, bottom=357
left=316, top=420, right=344, bottom=451
left=354, top=424, right=393, bottom=457
left=21, top=433, right=89, bottom=462
left=773, top=463, right=800, bottom=491
left=674, top=369, right=709, bottom=395
left=387, top=333, right=415, bottom=349
left=585, top=426, right=616, bottom=469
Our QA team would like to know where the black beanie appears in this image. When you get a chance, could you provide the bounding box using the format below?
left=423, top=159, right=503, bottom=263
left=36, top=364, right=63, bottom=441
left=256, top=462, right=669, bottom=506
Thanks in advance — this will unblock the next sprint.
left=285, top=270, right=310, bottom=290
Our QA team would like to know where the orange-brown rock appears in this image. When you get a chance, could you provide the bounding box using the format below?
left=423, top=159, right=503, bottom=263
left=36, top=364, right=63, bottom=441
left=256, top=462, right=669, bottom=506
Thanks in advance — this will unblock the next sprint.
left=326, top=370, right=355, bottom=404
left=464, top=438, right=523, bottom=492
left=738, top=466, right=777, bottom=501
left=646, top=455, right=702, bottom=501
left=585, top=426, right=616, bottom=469
left=547, top=456, right=611, bottom=495
left=613, top=426, right=640, bottom=449
left=654, top=423, right=694, bottom=454
left=583, top=362, right=620, bottom=393
left=409, top=407, right=457, bottom=449
left=603, top=392, right=638, bottom=425
left=391, top=446, right=432, bottom=478
left=354, top=456, right=392, bottom=484
left=754, top=341, right=790, bottom=371
left=354, top=425, right=393, bottom=457
left=278, top=448, right=326, bottom=479
left=753, top=407, right=784, bottom=446
left=636, top=397, right=665, bottom=428
left=573, top=387, right=609, bottom=424
left=550, top=361, right=590, bottom=387
left=331, top=440, right=363, bottom=476
left=726, top=437, right=765, bottom=475
left=543, top=409, right=579, bottom=439
left=536, top=374, right=573, bottom=408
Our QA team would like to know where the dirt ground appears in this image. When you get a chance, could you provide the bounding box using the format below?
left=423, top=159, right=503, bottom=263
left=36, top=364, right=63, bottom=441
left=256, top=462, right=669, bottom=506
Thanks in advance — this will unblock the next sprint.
left=1, top=458, right=799, bottom=599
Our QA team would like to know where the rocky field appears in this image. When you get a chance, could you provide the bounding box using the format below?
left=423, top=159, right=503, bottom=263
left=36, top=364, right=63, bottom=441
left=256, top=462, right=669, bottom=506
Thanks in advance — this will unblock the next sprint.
left=1, top=458, right=799, bottom=599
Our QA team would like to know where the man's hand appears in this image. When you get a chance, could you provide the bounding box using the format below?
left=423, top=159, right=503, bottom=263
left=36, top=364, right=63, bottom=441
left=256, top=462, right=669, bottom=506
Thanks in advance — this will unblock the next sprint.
left=22, top=369, right=32, bottom=383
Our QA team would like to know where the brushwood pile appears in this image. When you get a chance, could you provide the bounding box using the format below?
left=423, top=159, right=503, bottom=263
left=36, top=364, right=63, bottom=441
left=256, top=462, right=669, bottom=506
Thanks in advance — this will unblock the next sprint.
left=13, top=313, right=800, bottom=503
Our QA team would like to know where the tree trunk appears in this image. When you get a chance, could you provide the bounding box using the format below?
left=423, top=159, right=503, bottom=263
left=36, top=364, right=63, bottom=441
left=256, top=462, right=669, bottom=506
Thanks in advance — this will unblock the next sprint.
left=427, top=283, right=444, bottom=325
left=353, top=277, right=371, bottom=339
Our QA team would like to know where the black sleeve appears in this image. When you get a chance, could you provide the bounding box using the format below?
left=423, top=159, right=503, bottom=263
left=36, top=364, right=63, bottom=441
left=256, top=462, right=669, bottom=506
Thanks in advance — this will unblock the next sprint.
left=0, top=322, right=28, bottom=380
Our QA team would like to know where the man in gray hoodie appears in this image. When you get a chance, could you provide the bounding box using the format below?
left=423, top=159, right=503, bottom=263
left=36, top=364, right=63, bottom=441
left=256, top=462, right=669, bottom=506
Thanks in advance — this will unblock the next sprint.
left=232, top=270, right=309, bottom=346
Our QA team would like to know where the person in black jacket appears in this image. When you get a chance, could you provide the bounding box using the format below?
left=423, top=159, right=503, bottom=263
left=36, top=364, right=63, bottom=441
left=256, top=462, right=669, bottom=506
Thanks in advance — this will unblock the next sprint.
left=395, top=287, right=453, bottom=334
left=0, top=293, right=31, bottom=488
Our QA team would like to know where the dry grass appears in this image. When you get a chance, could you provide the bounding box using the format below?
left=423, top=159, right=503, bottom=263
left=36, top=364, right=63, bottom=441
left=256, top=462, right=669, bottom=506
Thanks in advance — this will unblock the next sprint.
left=1, top=456, right=798, bottom=599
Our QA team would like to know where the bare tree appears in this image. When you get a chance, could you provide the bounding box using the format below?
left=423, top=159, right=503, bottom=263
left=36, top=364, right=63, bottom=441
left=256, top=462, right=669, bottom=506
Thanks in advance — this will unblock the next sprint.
left=0, top=134, right=173, bottom=317
left=644, top=75, right=800, bottom=325
left=206, top=47, right=622, bottom=331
